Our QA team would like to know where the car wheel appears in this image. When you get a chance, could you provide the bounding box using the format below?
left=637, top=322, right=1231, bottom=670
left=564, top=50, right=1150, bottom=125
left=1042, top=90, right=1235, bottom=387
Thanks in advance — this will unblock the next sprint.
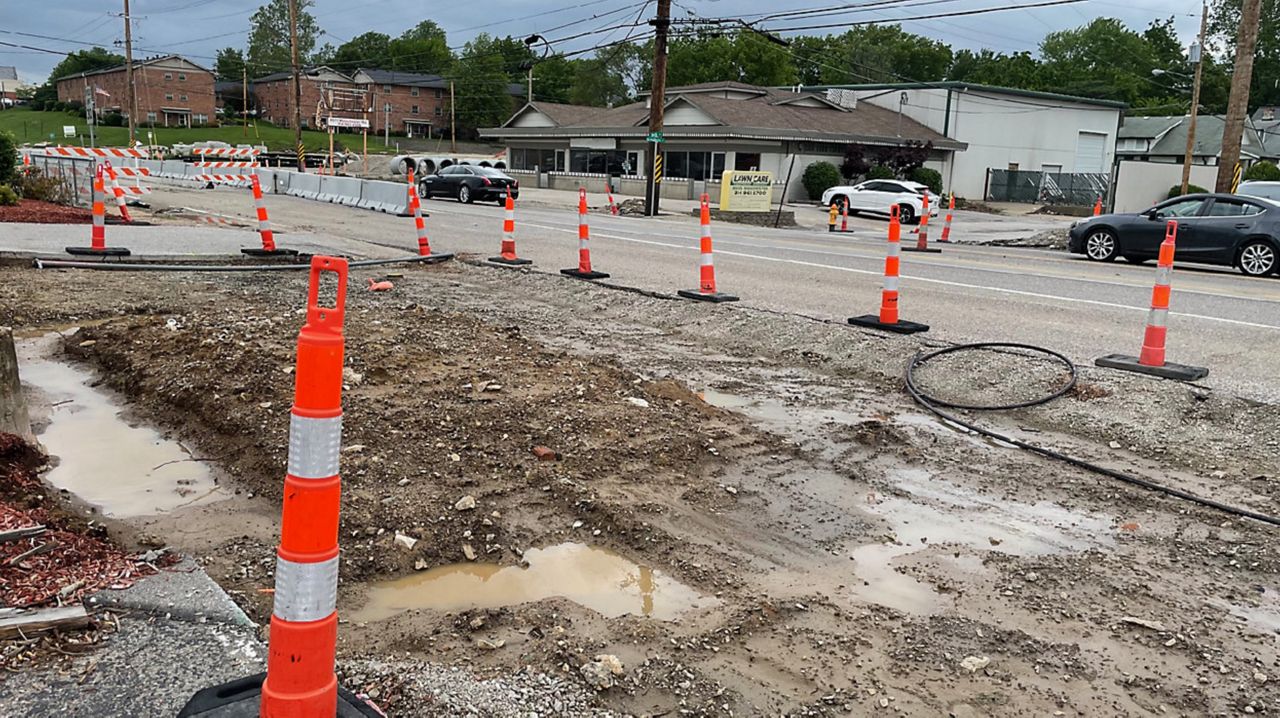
left=1237, top=240, right=1278, bottom=277
left=1084, top=229, right=1118, bottom=262
left=458, top=184, right=473, bottom=204
left=897, top=205, right=916, bottom=224
left=418, top=183, right=430, bottom=199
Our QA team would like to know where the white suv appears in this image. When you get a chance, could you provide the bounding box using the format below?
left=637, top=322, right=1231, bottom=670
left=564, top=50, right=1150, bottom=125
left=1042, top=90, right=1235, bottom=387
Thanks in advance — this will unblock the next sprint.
left=821, top=179, right=939, bottom=224
left=1239, top=181, right=1280, bottom=205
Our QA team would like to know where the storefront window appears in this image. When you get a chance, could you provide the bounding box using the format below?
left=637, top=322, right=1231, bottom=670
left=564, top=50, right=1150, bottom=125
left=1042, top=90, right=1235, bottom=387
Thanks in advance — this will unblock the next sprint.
left=664, top=152, right=726, bottom=180
left=568, top=149, right=638, bottom=175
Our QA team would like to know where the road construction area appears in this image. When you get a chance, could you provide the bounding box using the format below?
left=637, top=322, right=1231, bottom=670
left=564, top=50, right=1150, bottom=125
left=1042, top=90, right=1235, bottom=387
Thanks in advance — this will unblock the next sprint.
left=1, top=183, right=1279, bottom=717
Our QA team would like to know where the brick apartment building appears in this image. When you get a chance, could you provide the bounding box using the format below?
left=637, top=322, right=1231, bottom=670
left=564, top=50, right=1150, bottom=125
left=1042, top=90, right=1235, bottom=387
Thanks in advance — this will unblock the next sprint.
left=252, top=66, right=357, bottom=130
left=55, top=55, right=215, bottom=127
left=352, top=68, right=450, bottom=138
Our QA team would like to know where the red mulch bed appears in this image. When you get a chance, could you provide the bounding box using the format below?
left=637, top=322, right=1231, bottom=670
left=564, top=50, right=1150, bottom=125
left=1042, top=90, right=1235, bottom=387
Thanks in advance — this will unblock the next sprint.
left=0, top=200, right=92, bottom=224
left=0, top=433, right=163, bottom=609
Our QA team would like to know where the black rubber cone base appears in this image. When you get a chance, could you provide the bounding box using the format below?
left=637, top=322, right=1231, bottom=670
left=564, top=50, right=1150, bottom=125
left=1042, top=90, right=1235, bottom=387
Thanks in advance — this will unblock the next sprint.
left=489, top=256, right=533, bottom=266
left=561, top=268, right=610, bottom=280
left=418, top=252, right=455, bottom=264
left=678, top=289, right=739, bottom=303
left=1095, top=354, right=1209, bottom=381
left=178, top=673, right=381, bottom=717
left=241, top=248, right=300, bottom=257
left=66, top=246, right=130, bottom=257
left=848, top=314, right=930, bottom=334
left=901, top=246, right=943, bottom=253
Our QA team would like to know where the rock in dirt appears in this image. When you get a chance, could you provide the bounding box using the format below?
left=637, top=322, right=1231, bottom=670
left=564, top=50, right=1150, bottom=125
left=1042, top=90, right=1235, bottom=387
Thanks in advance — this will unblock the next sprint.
left=1120, top=616, right=1167, bottom=632
left=531, top=446, right=559, bottom=461
left=624, top=397, right=650, bottom=408
left=414, top=559, right=429, bottom=570
left=455, top=495, right=477, bottom=511
left=476, top=637, right=505, bottom=650
left=960, top=656, right=991, bottom=673
left=462, top=544, right=477, bottom=561
left=580, top=655, right=624, bottom=690
left=394, top=532, right=418, bottom=550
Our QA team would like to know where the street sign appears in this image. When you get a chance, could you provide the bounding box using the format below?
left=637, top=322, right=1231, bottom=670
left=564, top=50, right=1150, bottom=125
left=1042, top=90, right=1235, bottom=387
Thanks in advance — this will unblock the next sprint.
left=327, top=117, right=370, bottom=129
left=645, top=131, right=665, bottom=143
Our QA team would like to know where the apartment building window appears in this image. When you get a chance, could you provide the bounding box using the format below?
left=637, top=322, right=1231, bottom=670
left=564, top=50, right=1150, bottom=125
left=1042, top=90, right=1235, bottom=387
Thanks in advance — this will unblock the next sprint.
left=411, top=105, right=420, bottom=114
left=165, top=93, right=174, bottom=101
left=383, top=84, right=391, bottom=93
left=164, top=73, right=173, bottom=80
left=434, top=89, right=442, bottom=98
left=434, top=106, right=442, bottom=117
left=411, top=87, right=419, bottom=97
left=194, top=114, right=208, bottom=124
left=178, top=73, right=186, bottom=81
left=180, top=94, right=188, bottom=102
left=146, top=112, right=157, bottom=123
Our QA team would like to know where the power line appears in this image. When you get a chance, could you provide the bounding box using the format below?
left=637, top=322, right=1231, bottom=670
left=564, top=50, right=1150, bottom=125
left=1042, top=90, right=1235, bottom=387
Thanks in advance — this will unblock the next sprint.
left=757, top=0, right=1090, bottom=33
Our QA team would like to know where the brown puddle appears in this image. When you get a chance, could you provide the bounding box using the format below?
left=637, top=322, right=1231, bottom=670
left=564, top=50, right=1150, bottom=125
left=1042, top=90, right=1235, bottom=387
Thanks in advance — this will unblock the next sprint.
left=18, top=333, right=228, bottom=518
left=351, top=543, right=720, bottom=623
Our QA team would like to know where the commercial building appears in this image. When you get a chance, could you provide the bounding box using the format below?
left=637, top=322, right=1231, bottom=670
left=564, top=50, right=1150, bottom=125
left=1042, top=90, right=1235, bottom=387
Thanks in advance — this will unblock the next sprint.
left=55, top=55, right=215, bottom=127
left=809, top=82, right=1126, bottom=199
left=482, top=81, right=964, bottom=202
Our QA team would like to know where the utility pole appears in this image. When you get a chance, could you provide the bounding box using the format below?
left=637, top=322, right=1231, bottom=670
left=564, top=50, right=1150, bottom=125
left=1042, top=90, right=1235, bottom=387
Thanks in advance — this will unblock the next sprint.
left=1217, top=0, right=1263, bottom=192
left=450, top=81, right=456, bottom=154
left=289, top=0, right=305, bottom=172
left=644, top=0, right=672, bottom=217
left=242, top=64, right=249, bottom=138
left=384, top=102, right=390, bottom=147
left=1181, top=3, right=1208, bottom=196
left=527, top=65, right=534, bottom=104
left=122, top=0, right=136, bottom=146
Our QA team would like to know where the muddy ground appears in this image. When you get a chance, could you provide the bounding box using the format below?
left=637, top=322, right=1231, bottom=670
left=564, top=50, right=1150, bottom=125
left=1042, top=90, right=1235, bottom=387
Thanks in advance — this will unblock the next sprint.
left=2, top=254, right=1279, bottom=717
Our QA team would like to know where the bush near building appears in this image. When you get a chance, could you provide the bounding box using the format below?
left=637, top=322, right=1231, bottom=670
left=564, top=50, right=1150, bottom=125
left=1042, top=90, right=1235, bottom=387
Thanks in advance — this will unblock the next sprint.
left=1244, top=161, right=1280, bottom=182
left=802, top=161, right=842, bottom=201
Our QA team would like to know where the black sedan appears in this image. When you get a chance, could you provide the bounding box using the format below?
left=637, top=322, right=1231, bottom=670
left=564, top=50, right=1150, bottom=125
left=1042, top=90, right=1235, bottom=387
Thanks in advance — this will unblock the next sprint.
left=420, top=165, right=519, bottom=205
left=1068, top=193, right=1280, bottom=277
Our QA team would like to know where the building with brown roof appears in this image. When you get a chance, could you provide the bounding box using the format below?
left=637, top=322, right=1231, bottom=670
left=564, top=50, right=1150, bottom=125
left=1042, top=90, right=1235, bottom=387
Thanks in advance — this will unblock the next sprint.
left=55, top=55, right=215, bottom=127
left=481, top=81, right=966, bottom=201
left=252, top=66, right=357, bottom=130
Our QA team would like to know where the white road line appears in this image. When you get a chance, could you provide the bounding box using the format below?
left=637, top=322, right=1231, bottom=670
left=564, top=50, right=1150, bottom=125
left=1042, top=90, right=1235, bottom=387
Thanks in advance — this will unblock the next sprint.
left=522, top=221, right=1280, bottom=331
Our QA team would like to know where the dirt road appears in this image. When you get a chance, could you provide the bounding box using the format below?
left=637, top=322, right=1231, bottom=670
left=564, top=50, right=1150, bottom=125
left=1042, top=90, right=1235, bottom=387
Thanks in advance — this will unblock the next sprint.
left=3, top=242, right=1278, bottom=715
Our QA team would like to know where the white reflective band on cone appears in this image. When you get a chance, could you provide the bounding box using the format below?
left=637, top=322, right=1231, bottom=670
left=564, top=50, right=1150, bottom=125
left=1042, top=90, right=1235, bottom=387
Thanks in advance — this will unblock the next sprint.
left=1147, top=308, right=1169, bottom=328
left=701, top=254, right=714, bottom=266
left=287, top=414, right=343, bottom=479
left=887, top=244, right=900, bottom=257
left=272, top=555, right=339, bottom=622
left=579, top=239, right=588, bottom=250
left=884, top=275, right=900, bottom=292
left=1154, top=266, right=1173, bottom=286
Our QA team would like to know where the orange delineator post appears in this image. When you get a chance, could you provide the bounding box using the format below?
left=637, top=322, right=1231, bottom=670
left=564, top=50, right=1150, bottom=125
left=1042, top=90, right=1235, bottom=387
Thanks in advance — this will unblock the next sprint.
left=606, top=181, right=618, bottom=216
left=903, top=193, right=941, bottom=253
left=489, top=187, right=531, bottom=266
left=65, top=165, right=130, bottom=257
left=678, top=193, right=738, bottom=303
left=405, top=170, right=454, bottom=264
left=102, top=162, right=132, bottom=223
left=561, top=188, right=609, bottom=280
left=1095, top=220, right=1208, bottom=381
left=848, top=204, right=929, bottom=334
left=938, top=193, right=955, bottom=243
left=841, top=202, right=850, bottom=232
left=1093, top=196, right=1103, bottom=216
left=242, top=174, right=299, bottom=257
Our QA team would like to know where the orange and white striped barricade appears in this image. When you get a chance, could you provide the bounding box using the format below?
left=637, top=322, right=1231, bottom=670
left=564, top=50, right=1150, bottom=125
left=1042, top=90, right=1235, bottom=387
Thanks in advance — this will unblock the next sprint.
left=561, top=188, right=609, bottom=280
left=192, top=147, right=260, bottom=159
left=178, top=257, right=379, bottom=718
left=1095, top=221, right=1207, bottom=381
left=44, top=146, right=149, bottom=159
left=848, top=204, right=929, bottom=334
left=102, top=162, right=132, bottom=223
left=605, top=180, right=618, bottom=216
left=938, top=193, right=955, bottom=243
left=242, top=174, right=299, bottom=258
left=903, top=193, right=941, bottom=253
left=405, top=170, right=453, bottom=263
left=489, top=187, right=531, bottom=266
left=678, top=194, right=738, bottom=303
left=66, top=165, right=131, bottom=258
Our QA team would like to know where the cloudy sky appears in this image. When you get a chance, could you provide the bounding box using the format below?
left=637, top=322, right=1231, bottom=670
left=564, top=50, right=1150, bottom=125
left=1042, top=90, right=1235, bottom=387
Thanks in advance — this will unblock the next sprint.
left=1, top=0, right=1207, bottom=83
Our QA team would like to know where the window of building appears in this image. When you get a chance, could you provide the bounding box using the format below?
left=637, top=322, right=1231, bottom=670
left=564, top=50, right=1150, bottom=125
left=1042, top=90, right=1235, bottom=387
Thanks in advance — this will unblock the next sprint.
left=411, top=87, right=419, bottom=97
left=146, top=111, right=157, bottom=123
left=434, top=88, right=443, bottom=98
left=383, top=84, right=392, bottom=93
left=165, top=93, right=174, bottom=101
left=569, top=149, right=640, bottom=176
left=180, top=94, right=188, bottom=102
left=434, top=106, right=442, bottom=116
left=194, top=114, right=208, bottom=125
left=411, top=105, right=419, bottom=114
left=164, top=73, right=173, bottom=80
left=510, top=148, right=565, bottom=172
left=663, top=151, right=725, bottom=180
left=179, top=73, right=187, bottom=81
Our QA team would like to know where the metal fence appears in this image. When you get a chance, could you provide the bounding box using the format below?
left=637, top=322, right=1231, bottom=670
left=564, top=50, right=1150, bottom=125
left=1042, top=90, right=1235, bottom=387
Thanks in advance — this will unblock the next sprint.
left=22, top=154, right=97, bottom=209
left=985, top=169, right=1109, bottom=206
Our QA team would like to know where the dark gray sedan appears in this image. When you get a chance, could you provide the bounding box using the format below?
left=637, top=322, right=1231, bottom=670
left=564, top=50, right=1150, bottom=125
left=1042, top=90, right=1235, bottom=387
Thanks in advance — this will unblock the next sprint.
left=1068, top=194, right=1280, bottom=277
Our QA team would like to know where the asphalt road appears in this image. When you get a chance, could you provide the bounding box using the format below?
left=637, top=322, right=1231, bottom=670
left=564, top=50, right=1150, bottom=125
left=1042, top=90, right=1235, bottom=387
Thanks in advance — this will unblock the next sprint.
left=135, top=185, right=1280, bottom=401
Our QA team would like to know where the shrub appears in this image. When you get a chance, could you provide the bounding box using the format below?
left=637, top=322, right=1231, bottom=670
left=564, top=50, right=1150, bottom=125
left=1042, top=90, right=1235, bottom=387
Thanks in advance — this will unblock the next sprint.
left=14, top=168, right=66, bottom=203
left=0, top=185, right=18, bottom=207
left=1168, top=184, right=1208, bottom=198
left=101, top=112, right=125, bottom=127
left=909, top=166, right=943, bottom=194
left=1244, top=161, right=1280, bottom=182
left=802, top=161, right=842, bottom=201
left=0, top=130, right=16, bottom=187
left=866, top=165, right=895, bottom=180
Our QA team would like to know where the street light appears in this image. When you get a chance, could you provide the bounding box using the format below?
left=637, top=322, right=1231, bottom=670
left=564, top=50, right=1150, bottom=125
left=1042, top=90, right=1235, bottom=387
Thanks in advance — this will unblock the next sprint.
left=523, top=34, right=552, bottom=104
left=1151, top=68, right=1192, bottom=80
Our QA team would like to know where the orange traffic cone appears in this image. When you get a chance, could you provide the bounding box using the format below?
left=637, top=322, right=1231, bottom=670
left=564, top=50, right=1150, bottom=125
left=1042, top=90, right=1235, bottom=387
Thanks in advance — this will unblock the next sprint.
left=1095, top=221, right=1207, bottom=381
left=678, top=194, right=738, bottom=303
left=406, top=170, right=453, bottom=263
left=561, top=188, right=609, bottom=280
left=848, top=204, right=929, bottom=334
left=938, top=194, right=955, bottom=243
left=489, top=188, right=531, bottom=266
left=903, top=193, right=941, bottom=253
left=66, top=165, right=130, bottom=257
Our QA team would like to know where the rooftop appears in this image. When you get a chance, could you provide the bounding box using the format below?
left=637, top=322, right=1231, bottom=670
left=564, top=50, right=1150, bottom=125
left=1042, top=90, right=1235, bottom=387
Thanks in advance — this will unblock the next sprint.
left=804, top=81, right=1129, bottom=110
left=53, top=54, right=211, bottom=82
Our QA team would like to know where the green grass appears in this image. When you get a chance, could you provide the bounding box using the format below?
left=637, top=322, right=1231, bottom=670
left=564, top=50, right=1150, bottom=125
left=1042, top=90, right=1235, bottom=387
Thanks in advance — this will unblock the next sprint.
left=0, top=107, right=397, bottom=154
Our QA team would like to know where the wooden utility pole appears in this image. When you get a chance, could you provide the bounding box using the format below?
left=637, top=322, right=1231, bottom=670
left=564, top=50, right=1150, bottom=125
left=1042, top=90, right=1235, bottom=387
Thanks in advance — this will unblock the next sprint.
left=1181, top=3, right=1208, bottom=196
left=1217, top=0, right=1264, bottom=192
left=644, top=0, right=672, bottom=217
left=289, top=0, right=305, bottom=172
left=242, top=64, right=249, bottom=138
left=122, top=0, right=136, bottom=146
left=450, top=81, right=457, bottom=154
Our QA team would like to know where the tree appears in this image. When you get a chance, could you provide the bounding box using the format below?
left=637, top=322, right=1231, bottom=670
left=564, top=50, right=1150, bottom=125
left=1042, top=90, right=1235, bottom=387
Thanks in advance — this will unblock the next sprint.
left=387, top=21, right=452, bottom=74
left=215, top=47, right=246, bottom=81
left=667, top=30, right=796, bottom=87
left=1040, top=19, right=1160, bottom=104
left=1210, top=0, right=1280, bottom=110
left=1245, top=160, right=1280, bottom=181
left=330, top=32, right=392, bottom=71
left=33, top=47, right=124, bottom=109
left=246, top=0, right=319, bottom=77
left=791, top=26, right=952, bottom=86
left=531, top=56, right=575, bottom=104
left=453, top=34, right=519, bottom=134
left=948, top=50, right=1042, bottom=88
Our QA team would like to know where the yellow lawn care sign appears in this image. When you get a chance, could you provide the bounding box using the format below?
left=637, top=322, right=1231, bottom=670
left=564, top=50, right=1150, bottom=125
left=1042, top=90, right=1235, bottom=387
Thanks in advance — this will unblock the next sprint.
left=719, top=170, right=774, bottom=212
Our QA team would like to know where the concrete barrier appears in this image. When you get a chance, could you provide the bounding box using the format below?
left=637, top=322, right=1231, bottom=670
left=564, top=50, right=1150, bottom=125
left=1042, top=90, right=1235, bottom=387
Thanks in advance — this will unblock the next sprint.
left=287, top=172, right=322, bottom=201
left=318, top=176, right=362, bottom=206
left=360, top=178, right=410, bottom=215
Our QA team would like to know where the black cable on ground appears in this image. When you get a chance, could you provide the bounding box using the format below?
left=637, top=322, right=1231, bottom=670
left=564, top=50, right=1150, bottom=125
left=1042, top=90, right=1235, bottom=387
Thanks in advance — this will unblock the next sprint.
left=905, top=342, right=1280, bottom=528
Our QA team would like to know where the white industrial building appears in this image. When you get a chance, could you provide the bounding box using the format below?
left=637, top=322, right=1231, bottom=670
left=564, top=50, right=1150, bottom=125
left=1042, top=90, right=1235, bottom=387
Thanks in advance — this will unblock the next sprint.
left=812, top=82, right=1126, bottom=199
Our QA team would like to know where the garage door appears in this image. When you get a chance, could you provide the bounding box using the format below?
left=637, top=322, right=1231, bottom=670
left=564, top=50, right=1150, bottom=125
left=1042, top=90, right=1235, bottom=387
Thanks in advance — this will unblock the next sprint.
left=1075, top=131, right=1108, bottom=173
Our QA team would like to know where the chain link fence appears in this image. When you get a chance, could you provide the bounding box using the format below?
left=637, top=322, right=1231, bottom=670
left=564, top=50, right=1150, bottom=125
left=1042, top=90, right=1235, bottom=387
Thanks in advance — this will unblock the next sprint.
left=22, top=154, right=97, bottom=208
left=985, top=169, right=1109, bottom=206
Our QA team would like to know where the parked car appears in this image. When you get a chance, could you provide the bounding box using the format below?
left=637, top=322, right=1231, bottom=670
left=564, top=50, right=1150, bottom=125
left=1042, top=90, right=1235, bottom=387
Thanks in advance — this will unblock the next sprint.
left=821, top=179, right=939, bottom=224
left=420, top=165, right=519, bottom=205
left=1068, top=193, right=1280, bottom=277
left=1238, top=181, right=1280, bottom=205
